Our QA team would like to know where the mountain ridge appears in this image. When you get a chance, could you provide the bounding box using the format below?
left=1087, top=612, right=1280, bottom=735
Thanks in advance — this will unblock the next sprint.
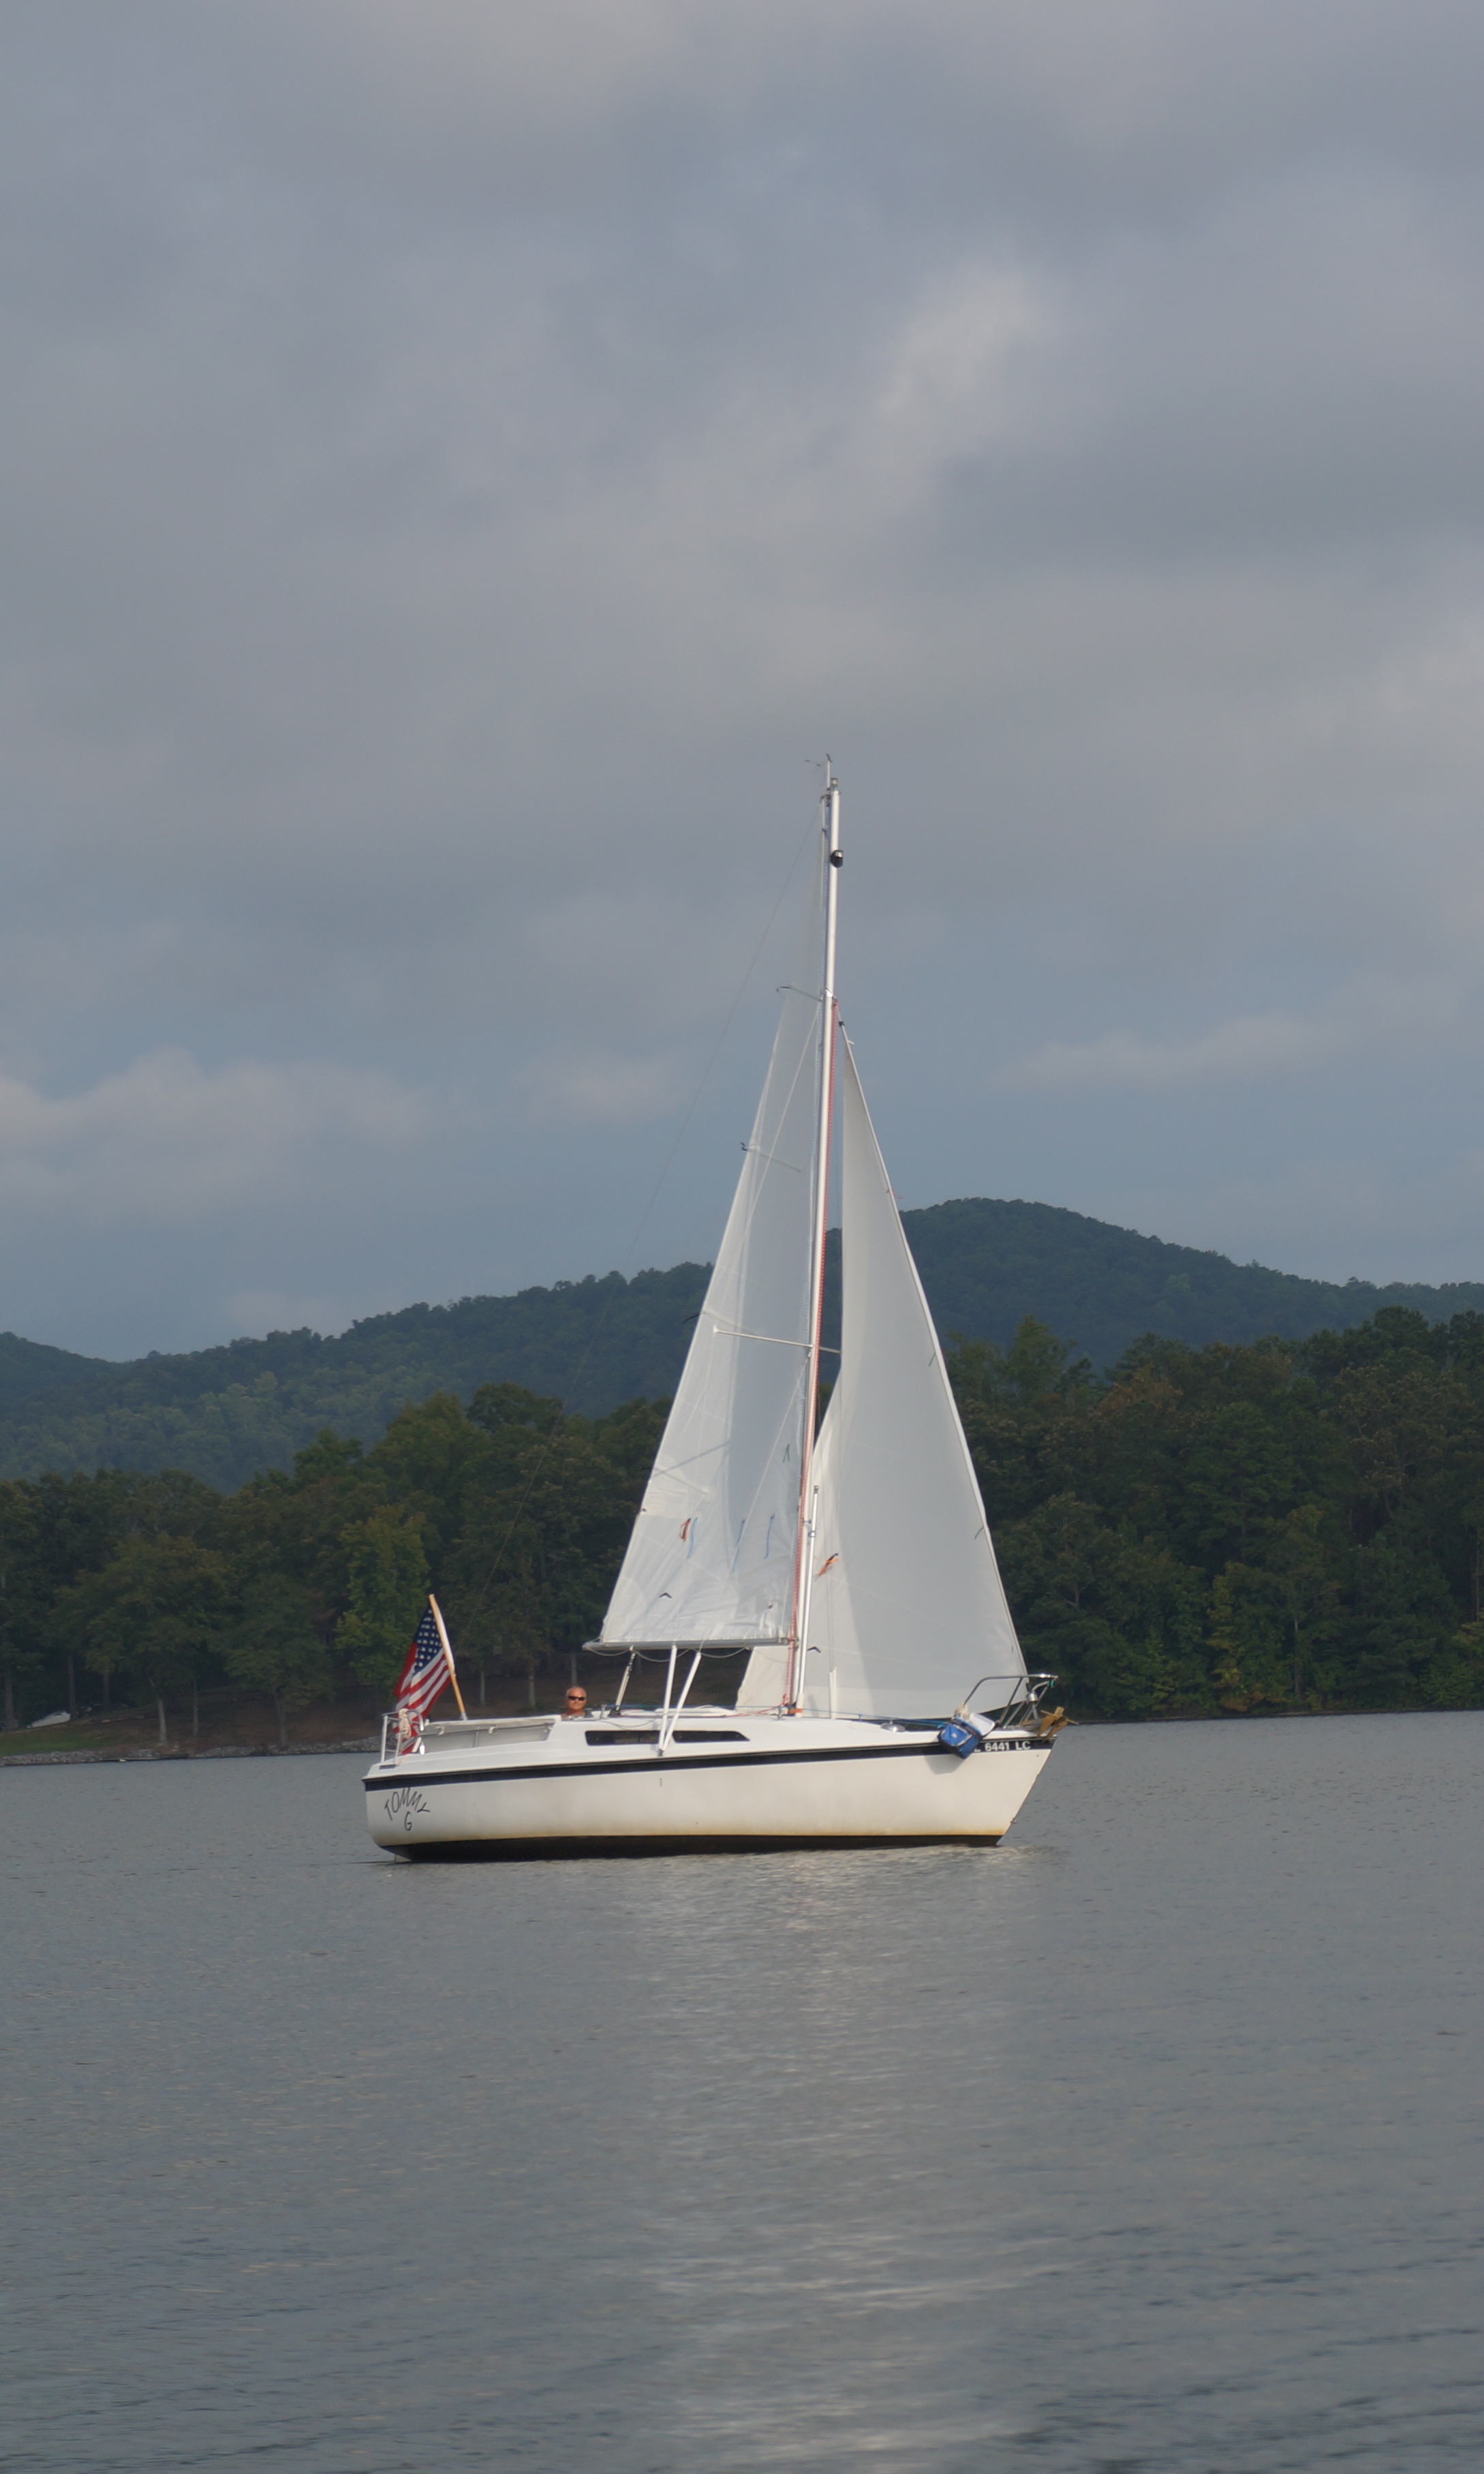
left=3, top=1195, right=1481, bottom=1489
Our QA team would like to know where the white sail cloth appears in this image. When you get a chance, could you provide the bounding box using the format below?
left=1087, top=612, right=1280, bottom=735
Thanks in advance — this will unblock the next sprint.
left=598, top=855, right=826, bottom=1649
left=741, top=1035, right=1025, bottom=1717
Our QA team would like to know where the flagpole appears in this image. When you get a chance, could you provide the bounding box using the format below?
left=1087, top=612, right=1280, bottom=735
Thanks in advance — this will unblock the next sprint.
left=429, top=1593, right=468, bottom=1717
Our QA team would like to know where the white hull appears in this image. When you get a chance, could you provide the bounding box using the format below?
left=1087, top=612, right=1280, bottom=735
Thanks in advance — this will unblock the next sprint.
left=365, top=1712, right=1053, bottom=1856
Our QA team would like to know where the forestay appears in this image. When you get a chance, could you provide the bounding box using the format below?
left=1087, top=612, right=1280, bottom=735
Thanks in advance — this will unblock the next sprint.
left=598, top=849, right=826, bottom=1649
left=787, top=1035, right=1026, bottom=1717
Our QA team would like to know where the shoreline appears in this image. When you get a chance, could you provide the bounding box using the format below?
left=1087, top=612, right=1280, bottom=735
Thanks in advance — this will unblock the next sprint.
left=0, top=1739, right=378, bottom=1769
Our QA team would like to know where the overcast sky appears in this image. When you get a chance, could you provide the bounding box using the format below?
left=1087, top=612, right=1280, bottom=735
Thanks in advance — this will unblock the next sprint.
left=7, top=0, right=1484, bottom=1359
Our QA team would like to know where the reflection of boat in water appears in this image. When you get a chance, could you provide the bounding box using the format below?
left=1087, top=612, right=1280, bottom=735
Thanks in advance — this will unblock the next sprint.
left=365, top=769, right=1061, bottom=1857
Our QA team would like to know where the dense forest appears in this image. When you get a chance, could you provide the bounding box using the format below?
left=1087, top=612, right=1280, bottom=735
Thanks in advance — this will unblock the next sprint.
left=0, top=1384, right=668, bottom=1741
left=0, top=1270, right=709, bottom=1490
left=4, top=1199, right=1483, bottom=1488
left=4, top=1304, right=1483, bottom=1739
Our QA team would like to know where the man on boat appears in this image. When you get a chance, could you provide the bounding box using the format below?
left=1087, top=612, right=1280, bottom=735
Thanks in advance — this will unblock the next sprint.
left=563, top=1684, right=588, bottom=1718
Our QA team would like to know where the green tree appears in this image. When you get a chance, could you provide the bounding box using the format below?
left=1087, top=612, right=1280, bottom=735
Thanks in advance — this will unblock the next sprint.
left=367, top=1392, right=492, bottom=1565
left=223, top=1572, right=333, bottom=1746
left=1085, top=1533, right=1208, bottom=1717
left=228, top=1431, right=382, bottom=1649
left=1420, top=1619, right=1484, bottom=1710
left=1207, top=1563, right=1288, bottom=1712
left=53, top=1533, right=228, bottom=1744
left=30, top=1469, right=129, bottom=1712
left=1260, top=1503, right=1337, bottom=1706
left=1346, top=1529, right=1457, bottom=1709
left=336, top=1511, right=429, bottom=1698
left=994, top=1491, right=1115, bottom=1695
left=1184, top=1400, right=1299, bottom=1563
left=0, top=1481, right=43, bottom=1730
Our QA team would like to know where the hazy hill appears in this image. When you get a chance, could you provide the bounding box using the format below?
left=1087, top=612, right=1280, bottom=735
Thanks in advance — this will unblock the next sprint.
left=0, top=1330, right=115, bottom=1409
left=0, top=1266, right=712, bottom=1492
left=3, top=1197, right=1481, bottom=1488
left=893, top=1198, right=1484, bottom=1364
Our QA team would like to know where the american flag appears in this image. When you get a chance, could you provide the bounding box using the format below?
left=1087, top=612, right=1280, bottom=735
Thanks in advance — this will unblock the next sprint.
left=395, top=1600, right=453, bottom=1725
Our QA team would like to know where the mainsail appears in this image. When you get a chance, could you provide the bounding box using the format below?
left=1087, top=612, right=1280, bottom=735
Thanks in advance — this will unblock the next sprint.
left=598, top=847, right=827, bottom=1649
left=780, top=1035, right=1026, bottom=1717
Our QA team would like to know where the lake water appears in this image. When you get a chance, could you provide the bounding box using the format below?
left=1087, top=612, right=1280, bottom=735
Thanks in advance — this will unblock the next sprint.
left=3, top=1714, right=1481, bottom=2472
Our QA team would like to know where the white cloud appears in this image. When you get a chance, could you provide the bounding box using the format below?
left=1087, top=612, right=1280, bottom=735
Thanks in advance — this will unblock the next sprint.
left=993, top=978, right=1464, bottom=1096
left=995, top=1015, right=1344, bottom=1095
left=0, top=1050, right=433, bottom=1225
left=513, top=1047, right=685, bottom=1127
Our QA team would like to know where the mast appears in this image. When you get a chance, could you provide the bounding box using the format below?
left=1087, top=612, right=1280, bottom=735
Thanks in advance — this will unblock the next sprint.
left=785, top=762, right=841, bottom=1707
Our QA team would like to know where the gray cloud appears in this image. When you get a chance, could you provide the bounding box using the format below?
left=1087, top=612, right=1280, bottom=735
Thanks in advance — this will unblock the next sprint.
left=5, top=0, right=1484, bottom=1353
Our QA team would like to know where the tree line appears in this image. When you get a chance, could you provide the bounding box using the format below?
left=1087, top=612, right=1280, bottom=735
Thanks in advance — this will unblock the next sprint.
left=964, top=1304, right=1484, bottom=1718
left=3, top=1304, right=1483, bottom=1739
left=0, top=1385, right=664, bottom=1741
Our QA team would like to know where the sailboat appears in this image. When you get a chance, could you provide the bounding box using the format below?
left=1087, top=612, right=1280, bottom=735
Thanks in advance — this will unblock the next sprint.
left=365, top=770, right=1061, bottom=1855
